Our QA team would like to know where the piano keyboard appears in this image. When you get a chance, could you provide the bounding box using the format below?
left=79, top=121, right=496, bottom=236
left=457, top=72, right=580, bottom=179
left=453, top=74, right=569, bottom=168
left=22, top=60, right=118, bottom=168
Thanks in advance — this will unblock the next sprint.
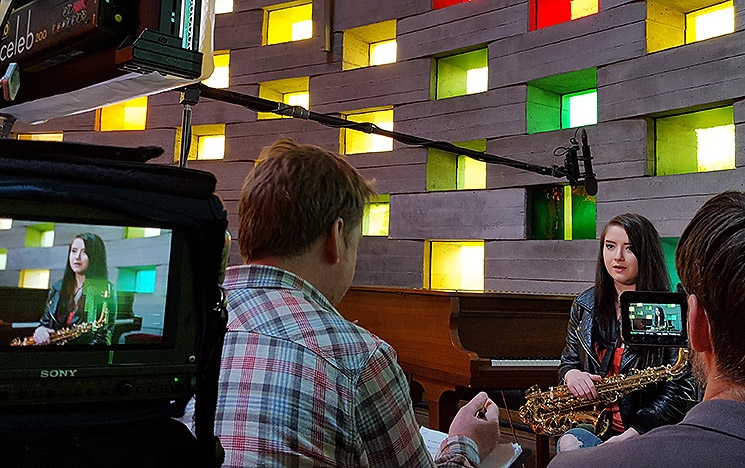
left=489, top=359, right=561, bottom=367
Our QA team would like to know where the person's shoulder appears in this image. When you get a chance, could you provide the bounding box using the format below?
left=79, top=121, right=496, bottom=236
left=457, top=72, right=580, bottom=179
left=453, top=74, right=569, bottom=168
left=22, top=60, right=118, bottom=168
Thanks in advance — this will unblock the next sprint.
left=575, top=287, right=595, bottom=311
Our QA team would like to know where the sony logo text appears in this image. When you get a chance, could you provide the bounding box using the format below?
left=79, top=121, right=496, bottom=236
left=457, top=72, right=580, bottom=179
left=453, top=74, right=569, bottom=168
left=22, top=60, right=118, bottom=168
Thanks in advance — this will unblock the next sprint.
left=40, top=369, right=79, bottom=378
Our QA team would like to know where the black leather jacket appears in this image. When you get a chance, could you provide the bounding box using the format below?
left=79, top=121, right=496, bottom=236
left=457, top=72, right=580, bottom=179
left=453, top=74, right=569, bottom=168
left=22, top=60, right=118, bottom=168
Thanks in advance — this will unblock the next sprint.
left=40, top=279, right=117, bottom=345
left=558, top=287, right=697, bottom=434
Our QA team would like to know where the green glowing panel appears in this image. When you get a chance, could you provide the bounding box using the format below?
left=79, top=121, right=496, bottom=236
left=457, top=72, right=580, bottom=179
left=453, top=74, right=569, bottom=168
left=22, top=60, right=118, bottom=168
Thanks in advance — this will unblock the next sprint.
left=561, top=90, right=597, bottom=128
left=24, top=223, right=55, bottom=248
left=527, top=86, right=561, bottom=134
left=661, top=237, right=681, bottom=291
left=363, top=195, right=390, bottom=236
left=0, top=248, right=6, bottom=270
left=427, top=139, right=486, bottom=191
left=436, top=49, right=487, bottom=99
left=530, top=185, right=595, bottom=240
left=656, top=106, right=734, bottom=176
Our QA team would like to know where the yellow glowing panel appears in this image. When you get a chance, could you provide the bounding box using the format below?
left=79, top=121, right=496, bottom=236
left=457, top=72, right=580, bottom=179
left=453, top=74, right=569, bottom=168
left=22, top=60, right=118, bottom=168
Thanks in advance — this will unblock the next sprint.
left=19, top=269, right=50, bottom=289
left=0, top=219, right=11, bottom=229
left=40, top=230, right=54, bottom=247
left=370, top=40, right=397, bottom=66
left=564, top=185, right=573, bottom=240
left=285, top=92, right=309, bottom=109
left=0, top=249, right=6, bottom=270
left=266, top=3, right=312, bottom=45
left=570, top=0, right=598, bottom=20
left=203, top=52, right=230, bottom=88
left=197, top=135, right=226, bottom=160
left=696, top=124, right=735, bottom=172
left=363, top=199, right=390, bottom=236
left=143, top=228, right=161, bottom=237
left=16, top=133, right=63, bottom=141
left=457, top=156, right=486, bottom=190
left=215, top=0, right=233, bottom=14
left=292, top=19, right=313, bottom=41
left=98, top=97, right=148, bottom=131
left=687, top=2, right=734, bottom=43
left=430, top=241, right=484, bottom=291
left=344, top=109, right=393, bottom=154
left=466, top=67, right=488, bottom=95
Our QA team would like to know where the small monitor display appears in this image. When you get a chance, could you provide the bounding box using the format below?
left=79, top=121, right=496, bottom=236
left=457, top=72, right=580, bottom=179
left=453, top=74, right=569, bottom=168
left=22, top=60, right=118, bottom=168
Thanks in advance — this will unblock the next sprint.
left=0, top=219, right=171, bottom=347
left=620, top=291, right=688, bottom=347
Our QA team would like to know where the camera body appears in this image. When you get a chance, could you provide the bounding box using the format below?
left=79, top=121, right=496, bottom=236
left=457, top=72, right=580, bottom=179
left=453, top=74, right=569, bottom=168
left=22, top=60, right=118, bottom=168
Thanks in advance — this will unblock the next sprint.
left=620, top=291, right=688, bottom=348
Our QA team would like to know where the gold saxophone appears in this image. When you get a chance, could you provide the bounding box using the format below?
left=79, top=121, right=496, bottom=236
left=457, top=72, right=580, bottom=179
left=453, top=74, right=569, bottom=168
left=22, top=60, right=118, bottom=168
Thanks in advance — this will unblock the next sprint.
left=519, top=348, right=689, bottom=436
left=11, top=301, right=109, bottom=346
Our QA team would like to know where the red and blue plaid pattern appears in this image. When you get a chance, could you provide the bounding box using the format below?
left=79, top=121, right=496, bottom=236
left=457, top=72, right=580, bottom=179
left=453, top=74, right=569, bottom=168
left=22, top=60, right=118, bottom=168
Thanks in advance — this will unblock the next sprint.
left=202, top=264, right=479, bottom=467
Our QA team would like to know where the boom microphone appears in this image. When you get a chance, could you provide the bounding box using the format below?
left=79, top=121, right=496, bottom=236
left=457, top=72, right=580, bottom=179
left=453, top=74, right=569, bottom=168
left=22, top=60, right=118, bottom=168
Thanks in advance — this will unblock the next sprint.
left=580, top=129, right=598, bottom=196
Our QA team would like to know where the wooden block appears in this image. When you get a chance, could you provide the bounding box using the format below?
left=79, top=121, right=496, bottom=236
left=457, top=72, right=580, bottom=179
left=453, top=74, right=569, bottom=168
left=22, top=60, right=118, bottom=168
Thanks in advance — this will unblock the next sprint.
left=311, top=59, right=431, bottom=113
left=355, top=163, right=427, bottom=194
left=486, top=239, right=597, bottom=285
left=12, top=111, right=96, bottom=133
left=597, top=169, right=745, bottom=237
left=397, top=0, right=526, bottom=61
left=485, top=278, right=592, bottom=295
left=230, top=40, right=338, bottom=86
left=395, top=88, right=526, bottom=141
left=488, top=3, right=647, bottom=89
left=214, top=10, right=264, bottom=51
left=347, top=147, right=428, bottom=169
left=389, top=189, right=526, bottom=240
left=62, top=129, right=177, bottom=155
left=334, top=0, right=428, bottom=32
left=485, top=119, right=650, bottom=189
left=354, top=237, right=424, bottom=288
left=599, top=30, right=745, bottom=120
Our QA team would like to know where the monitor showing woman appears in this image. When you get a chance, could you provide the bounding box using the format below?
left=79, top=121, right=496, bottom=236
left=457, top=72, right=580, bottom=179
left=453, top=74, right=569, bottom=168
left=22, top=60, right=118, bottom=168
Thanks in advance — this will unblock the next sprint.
left=556, top=213, right=696, bottom=450
left=33, top=233, right=117, bottom=345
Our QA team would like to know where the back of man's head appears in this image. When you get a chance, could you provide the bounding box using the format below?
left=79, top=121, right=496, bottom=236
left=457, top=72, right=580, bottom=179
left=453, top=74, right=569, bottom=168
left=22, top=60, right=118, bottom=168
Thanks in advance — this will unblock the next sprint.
left=238, top=138, right=375, bottom=262
left=676, top=190, right=745, bottom=384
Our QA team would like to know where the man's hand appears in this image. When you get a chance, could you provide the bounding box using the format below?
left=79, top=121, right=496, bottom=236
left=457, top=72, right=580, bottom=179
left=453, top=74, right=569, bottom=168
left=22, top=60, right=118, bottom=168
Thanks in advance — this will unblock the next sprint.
left=33, top=327, right=53, bottom=345
left=564, top=369, right=602, bottom=399
left=448, top=392, right=501, bottom=461
left=603, top=427, right=639, bottom=444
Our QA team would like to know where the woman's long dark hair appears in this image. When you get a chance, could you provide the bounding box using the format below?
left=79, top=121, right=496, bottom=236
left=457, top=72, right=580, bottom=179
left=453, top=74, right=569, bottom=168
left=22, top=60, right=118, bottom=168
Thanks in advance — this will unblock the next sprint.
left=593, top=214, right=671, bottom=349
left=57, top=233, right=109, bottom=315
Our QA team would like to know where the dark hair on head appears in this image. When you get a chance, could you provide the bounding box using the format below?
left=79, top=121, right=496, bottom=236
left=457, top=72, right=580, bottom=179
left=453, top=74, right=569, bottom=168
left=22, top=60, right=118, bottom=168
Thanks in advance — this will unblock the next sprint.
left=59, top=233, right=109, bottom=312
left=238, top=138, right=376, bottom=262
left=594, top=213, right=671, bottom=349
left=676, top=191, right=745, bottom=384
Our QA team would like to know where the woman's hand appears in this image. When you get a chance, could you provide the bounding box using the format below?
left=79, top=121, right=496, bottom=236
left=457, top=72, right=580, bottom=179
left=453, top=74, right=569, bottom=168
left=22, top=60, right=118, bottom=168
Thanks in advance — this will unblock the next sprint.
left=564, top=369, right=602, bottom=399
left=33, top=326, right=54, bottom=345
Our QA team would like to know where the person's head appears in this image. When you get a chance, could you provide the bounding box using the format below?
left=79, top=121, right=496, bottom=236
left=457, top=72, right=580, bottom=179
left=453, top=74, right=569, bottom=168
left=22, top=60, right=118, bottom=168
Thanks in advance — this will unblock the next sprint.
left=594, top=214, right=670, bottom=347
left=676, top=191, right=745, bottom=386
left=64, top=233, right=108, bottom=281
left=238, top=139, right=375, bottom=301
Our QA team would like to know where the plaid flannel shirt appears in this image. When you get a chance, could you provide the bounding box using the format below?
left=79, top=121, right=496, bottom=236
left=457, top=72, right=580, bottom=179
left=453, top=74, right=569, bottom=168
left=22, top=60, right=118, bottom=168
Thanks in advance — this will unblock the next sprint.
left=208, top=264, right=480, bottom=467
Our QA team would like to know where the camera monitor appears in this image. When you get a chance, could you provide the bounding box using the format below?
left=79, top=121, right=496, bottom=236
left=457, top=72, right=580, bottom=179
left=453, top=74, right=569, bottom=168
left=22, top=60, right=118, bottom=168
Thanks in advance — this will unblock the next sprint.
left=620, top=291, right=688, bottom=347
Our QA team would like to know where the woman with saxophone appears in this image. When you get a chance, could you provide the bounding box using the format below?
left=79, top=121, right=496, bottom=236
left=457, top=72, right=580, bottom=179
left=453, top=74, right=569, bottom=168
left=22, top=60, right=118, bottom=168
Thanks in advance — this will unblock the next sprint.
left=32, top=233, right=117, bottom=345
left=556, top=214, right=696, bottom=451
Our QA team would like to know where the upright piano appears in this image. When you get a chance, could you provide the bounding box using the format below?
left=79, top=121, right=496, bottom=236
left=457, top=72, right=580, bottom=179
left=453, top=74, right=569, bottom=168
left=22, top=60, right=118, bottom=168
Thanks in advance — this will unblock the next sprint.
left=336, top=286, right=575, bottom=466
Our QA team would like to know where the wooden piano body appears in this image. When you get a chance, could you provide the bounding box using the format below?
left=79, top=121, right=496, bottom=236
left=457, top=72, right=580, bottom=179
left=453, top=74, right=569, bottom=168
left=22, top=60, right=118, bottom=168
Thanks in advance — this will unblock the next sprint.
left=0, top=287, right=143, bottom=345
left=336, top=286, right=575, bottom=432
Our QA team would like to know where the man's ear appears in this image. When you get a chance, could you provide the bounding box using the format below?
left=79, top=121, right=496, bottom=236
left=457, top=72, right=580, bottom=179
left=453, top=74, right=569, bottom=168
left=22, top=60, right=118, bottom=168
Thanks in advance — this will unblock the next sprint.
left=688, top=293, right=713, bottom=353
left=322, top=218, right=344, bottom=265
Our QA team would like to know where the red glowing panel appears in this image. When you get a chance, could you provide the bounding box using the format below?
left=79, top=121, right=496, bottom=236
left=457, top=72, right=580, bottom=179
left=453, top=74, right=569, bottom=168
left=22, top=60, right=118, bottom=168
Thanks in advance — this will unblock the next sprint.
left=535, top=0, right=571, bottom=29
left=434, top=0, right=472, bottom=10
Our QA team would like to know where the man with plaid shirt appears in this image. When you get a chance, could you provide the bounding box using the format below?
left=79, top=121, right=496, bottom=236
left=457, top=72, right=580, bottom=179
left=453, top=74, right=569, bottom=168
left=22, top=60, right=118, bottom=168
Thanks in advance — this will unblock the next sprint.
left=198, top=139, right=500, bottom=467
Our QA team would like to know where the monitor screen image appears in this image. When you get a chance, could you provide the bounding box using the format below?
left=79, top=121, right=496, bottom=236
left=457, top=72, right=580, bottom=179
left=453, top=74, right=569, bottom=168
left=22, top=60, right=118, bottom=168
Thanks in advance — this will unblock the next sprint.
left=0, top=219, right=171, bottom=347
left=626, top=301, right=684, bottom=338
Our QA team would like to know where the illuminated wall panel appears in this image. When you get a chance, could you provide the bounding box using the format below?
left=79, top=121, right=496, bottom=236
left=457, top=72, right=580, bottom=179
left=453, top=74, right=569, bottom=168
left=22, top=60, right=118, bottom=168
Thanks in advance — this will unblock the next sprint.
left=656, top=107, right=734, bottom=176
left=258, top=76, right=310, bottom=120
left=530, top=185, right=596, bottom=240
left=215, top=0, right=233, bottom=14
left=532, top=0, right=598, bottom=30
left=119, top=266, right=157, bottom=294
left=265, top=2, right=313, bottom=45
left=343, top=20, right=396, bottom=71
left=16, top=133, right=63, bottom=141
left=0, top=248, right=6, bottom=270
left=203, top=51, right=230, bottom=89
left=341, top=108, right=393, bottom=154
left=124, top=227, right=162, bottom=239
left=527, top=68, right=597, bottom=134
left=0, top=219, right=11, bottom=230
left=648, top=1, right=735, bottom=53
left=97, top=97, right=148, bottom=131
left=686, top=1, right=734, bottom=43
left=435, top=49, right=488, bottom=99
left=24, top=223, right=55, bottom=248
left=428, top=241, right=484, bottom=291
left=174, top=124, right=226, bottom=162
left=427, top=139, right=486, bottom=191
left=363, top=195, right=390, bottom=236
left=19, top=269, right=50, bottom=289
left=433, top=0, right=472, bottom=9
